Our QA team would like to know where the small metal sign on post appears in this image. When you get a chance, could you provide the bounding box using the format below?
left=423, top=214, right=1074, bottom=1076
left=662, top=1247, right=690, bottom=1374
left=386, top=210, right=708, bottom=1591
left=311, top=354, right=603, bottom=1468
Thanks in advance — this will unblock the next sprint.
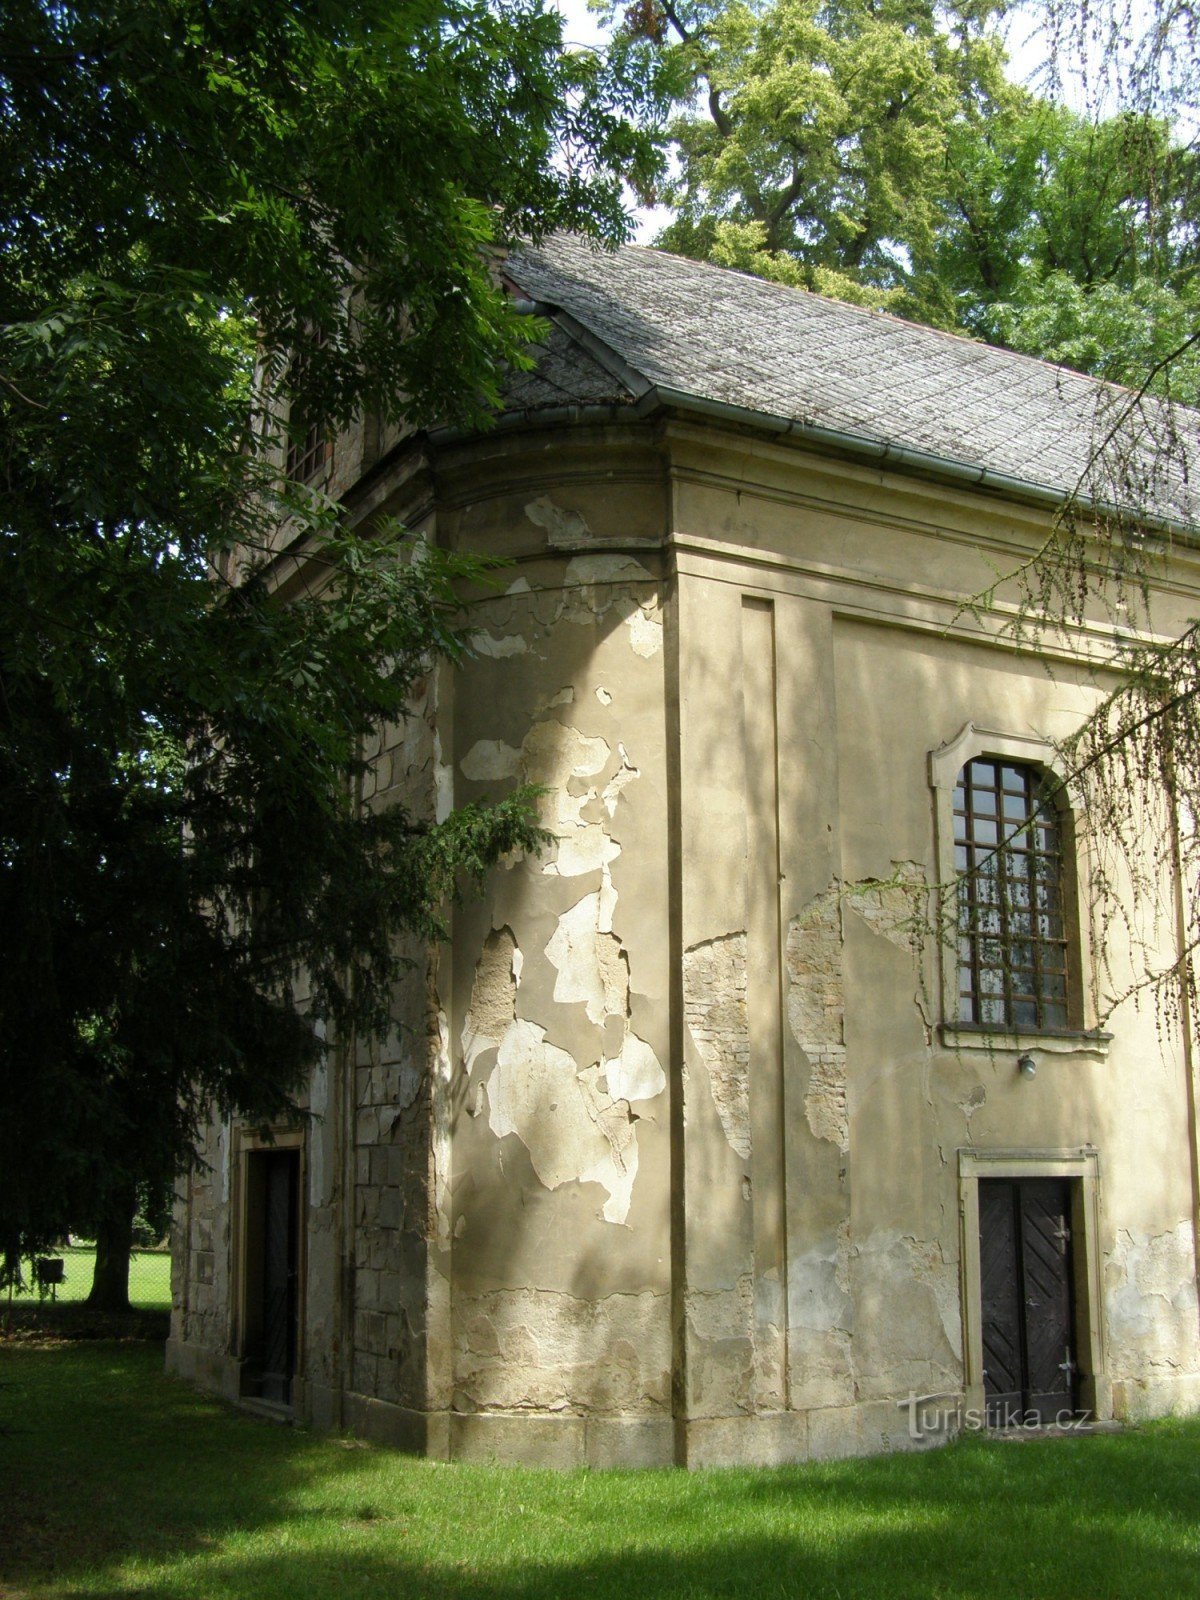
left=34, top=1257, right=65, bottom=1301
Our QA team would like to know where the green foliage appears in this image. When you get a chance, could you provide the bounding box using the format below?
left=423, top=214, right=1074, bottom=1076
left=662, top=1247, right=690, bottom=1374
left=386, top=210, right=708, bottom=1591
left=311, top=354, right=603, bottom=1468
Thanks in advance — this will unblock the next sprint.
left=2, top=0, right=657, bottom=426
left=0, top=0, right=654, bottom=1272
left=989, top=273, right=1200, bottom=397
left=915, top=96, right=1200, bottom=388
left=613, top=0, right=1198, bottom=390
left=602, top=0, right=1010, bottom=314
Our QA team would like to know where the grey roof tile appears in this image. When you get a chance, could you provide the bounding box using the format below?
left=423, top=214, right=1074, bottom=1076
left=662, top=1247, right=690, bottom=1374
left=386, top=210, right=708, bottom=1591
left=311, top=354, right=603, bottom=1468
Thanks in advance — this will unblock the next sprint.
left=503, top=319, right=635, bottom=411
left=507, top=235, right=1199, bottom=526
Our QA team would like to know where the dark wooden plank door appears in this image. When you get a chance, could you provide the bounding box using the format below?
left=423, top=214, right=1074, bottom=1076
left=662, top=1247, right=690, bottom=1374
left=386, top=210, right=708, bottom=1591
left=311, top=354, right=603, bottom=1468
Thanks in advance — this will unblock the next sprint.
left=979, top=1178, right=1077, bottom=1424
left=1019, top=1179, right=1076, bottom=1420
left=259, top=1150, right=299, bottom=1405
left=979, top=1180, right=1024, bottom=1415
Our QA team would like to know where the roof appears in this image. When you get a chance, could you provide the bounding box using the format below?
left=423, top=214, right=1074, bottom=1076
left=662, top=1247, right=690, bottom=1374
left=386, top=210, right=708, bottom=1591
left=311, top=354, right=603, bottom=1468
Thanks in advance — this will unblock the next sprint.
left=505, top=234, right=1199, bottom=529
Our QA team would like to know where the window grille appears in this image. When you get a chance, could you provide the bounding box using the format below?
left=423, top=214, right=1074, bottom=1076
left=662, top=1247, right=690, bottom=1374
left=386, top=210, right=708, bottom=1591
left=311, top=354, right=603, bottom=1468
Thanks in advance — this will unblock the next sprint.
left=285, top=415, right=329, bottom=484
left=285, top=334, right=330, bottom=484
left=954, top=759, right=1069, bottom=1029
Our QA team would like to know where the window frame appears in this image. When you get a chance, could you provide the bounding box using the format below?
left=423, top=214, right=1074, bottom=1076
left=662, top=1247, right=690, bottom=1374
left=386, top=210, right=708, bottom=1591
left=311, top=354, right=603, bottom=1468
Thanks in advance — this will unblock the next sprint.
left=284, top=332, right=333, bottom=486
left=955, top=756, right=1070, bottom=1031
left=929, top=723, right=1109, bottom=1056
left=285, top=410, right=331, bottom=486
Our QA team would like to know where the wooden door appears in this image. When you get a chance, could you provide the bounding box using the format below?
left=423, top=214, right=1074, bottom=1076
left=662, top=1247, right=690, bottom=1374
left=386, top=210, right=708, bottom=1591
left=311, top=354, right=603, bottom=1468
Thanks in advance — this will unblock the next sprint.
left=979, top=1178, right=1077, bottom=1425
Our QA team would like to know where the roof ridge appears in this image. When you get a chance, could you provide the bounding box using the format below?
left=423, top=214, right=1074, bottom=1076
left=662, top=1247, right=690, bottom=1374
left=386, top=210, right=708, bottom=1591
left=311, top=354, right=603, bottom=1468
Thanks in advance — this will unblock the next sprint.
left=502, top=233, right=1198, bottom=527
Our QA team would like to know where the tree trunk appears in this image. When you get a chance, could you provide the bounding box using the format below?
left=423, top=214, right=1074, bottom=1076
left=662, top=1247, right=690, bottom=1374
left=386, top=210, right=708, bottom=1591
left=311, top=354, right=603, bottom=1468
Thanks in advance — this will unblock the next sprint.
left=87, top=1193, right=135, bottom=1313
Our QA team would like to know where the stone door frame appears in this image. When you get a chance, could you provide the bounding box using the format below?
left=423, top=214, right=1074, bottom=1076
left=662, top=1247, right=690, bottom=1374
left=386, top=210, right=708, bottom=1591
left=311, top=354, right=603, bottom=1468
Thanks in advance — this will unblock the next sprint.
left=958, top=1147, right=1110, bottom=1422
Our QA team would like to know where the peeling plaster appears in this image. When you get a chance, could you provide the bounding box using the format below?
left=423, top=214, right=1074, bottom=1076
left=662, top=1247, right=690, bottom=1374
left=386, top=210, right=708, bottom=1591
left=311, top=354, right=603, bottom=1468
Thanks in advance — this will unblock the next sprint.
left=521, top=723, right=620, bottom=883
left=461, top=740, right=522, bottom=782
left=625, top=606, right=663, bottom=659
left=519, top=720, right=610, bottom=829
left=563, top=553, right=652, bottom=597
left=1107, top=1223, right=1200, bottom=1371
left=432, top=1004, right=451, bottom=1254
left=533, top=686, right=575, bottom=715
left=551, top=555, right=663, bottom=656
left=546, top=882, right=628, bottom=1024
left=683, top=933, right=751, bottom=1159
left=485, top=1020, right=639, bottom=1224
left=897, top=1233, right=962, bottom=1362
left=551, top=557, right=662, bottom=666
left=687, top=1273, right=754, bottom=1344
left=454, top=1286, right=670, bottom=1412
left=465, top=568, right=654, bottom=886
left=544, top=824, right=622, bottom=878
left=461, top=927, right=520, bottom=1074
left=959, top=1083, right=986, bottom=1125
left=519, top=718, right=638, bottom=877
left=845, top=863, right=925, bottom=951
left=786, top=1225, right=856, bottom=1410
left=604, top=1032, right=667, bottom=1103
left=853, top=1229, right=963, bottom=1388
left=525, top=495, right=591, bottom=546
left=600, top=743, right=640, bottom=817
left=432, top=725, right=454, bottom=824
left=471, top=630, right=528, bottom=659
left=789, top=1231, right=853, bottom=1336
left=786, top=888, right=848, bottom=1153
left=786, top=870, right=926, bottom=1151
left=804, top=1057, right=849, bottom=1151
left=467, top=872, right=664, bottom=1226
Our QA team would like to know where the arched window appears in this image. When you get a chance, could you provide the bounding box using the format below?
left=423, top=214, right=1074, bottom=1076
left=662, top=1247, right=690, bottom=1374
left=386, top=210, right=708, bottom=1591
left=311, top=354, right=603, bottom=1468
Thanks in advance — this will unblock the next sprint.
left=954, top=759, right=1068, bottom=1029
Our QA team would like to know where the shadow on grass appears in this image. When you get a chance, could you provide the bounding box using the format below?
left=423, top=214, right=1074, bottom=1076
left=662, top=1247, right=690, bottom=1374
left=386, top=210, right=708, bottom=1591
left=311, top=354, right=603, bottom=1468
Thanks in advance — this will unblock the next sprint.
left=121, top=1508, right=1199, bottom=1600
left=2, top=1343, right=1199, bottom=1599
left=1, top=1341, right=335, bottom=1588
left=1, top=1299, right=169, bottom=1343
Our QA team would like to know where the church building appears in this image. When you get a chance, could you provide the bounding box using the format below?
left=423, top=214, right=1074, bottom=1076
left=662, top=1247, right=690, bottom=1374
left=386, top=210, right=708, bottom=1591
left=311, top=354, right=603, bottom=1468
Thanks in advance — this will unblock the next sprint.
left=167, top=236, right=1200, bottom=1467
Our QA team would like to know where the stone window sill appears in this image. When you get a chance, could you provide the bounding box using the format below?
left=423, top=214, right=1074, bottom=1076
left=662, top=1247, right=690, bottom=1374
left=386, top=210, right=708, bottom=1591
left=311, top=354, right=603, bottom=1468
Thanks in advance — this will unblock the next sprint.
left=939, top=1024, right=1112, bottom=1060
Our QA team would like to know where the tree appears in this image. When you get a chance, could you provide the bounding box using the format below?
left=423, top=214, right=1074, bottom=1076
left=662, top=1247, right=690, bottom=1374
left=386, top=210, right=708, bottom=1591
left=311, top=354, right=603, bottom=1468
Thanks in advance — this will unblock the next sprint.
left=917, top=96, right=1200, bottom=390
left=603, top=0, right=1012, bottom=314
left=605, top=0, right=1198, bottom=389
left=0, top=0, right=657, bottom=1309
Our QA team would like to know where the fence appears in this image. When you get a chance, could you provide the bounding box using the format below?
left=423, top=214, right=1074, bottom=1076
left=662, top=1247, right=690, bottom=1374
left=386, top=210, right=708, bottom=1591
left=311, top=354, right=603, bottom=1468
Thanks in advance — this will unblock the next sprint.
left=9, top=1243, right=172, bottom=1312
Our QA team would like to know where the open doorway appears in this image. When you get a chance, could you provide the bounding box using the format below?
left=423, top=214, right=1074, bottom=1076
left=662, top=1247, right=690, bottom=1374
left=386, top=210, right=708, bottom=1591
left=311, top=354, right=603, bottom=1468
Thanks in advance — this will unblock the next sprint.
left=241, top=1148, right=300, bottom=1405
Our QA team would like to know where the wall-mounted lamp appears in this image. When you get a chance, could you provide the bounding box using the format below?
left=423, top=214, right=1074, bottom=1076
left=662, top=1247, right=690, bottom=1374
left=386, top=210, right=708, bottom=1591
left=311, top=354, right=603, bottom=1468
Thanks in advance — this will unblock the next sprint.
left=1017, top=1053, right=1037, bottom=1080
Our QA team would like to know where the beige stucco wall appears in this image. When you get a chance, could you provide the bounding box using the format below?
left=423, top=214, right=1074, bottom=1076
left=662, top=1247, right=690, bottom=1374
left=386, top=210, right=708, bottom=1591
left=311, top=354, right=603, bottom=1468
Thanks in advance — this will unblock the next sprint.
left=669, top=422, right=1200, bottom=1461
left=170, top=408, right=1200, bottom=1466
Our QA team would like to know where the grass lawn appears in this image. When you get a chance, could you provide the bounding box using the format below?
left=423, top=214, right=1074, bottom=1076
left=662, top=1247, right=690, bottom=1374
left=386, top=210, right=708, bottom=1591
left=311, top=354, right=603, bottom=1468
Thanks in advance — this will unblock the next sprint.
left=3, top=1342, right=1200, bottom=1599
left=6, top=1244, right=172, bottom=1313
